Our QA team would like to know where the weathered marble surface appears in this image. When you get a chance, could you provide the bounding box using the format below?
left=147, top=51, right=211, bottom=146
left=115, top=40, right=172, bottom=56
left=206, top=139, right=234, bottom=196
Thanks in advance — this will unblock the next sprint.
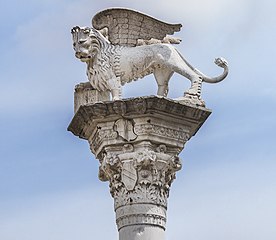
left=74, top=82, right=110, bottom=113
left=68, top=95, right=211, bottom=240
left=71, top=8, right=228, bottom=105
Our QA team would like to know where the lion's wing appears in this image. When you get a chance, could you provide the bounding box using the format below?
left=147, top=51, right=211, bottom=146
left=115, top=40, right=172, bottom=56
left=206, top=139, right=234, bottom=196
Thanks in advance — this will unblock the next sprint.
left=92, top=8, right=182, bottom=46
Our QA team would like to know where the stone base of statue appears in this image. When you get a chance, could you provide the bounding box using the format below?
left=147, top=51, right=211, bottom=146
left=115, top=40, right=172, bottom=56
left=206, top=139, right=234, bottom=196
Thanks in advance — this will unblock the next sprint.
left=68, top=86, right=211, bottom=240
left=74, top=82, right=110, bottom=113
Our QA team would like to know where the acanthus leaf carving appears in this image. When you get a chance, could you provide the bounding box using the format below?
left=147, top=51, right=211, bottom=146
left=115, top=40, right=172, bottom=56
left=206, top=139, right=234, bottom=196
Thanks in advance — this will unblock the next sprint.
left=97, top=144, right=182, bottom=210
left=95, top=140, right=183, bottom=231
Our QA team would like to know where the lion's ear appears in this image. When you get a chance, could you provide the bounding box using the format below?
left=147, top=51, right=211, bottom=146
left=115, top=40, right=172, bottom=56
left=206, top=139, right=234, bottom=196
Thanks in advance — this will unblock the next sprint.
left=92, top=8, right=182, bottom=47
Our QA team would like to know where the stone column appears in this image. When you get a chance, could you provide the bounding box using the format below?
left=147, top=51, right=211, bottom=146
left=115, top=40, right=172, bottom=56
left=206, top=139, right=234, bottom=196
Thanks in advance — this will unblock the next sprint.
left=68, top=92, right=211, bottom=240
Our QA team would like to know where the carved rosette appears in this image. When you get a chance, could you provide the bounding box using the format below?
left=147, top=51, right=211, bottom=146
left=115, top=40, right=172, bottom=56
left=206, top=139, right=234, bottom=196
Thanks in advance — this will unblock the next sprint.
left=97, top=142, right=181, bottom=230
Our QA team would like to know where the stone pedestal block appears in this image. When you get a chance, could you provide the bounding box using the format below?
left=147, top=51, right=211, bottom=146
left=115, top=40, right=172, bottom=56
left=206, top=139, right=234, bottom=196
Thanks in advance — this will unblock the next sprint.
left=74, top=82, right=110, bottom=113
left=68, top=96, right=211, bottom=240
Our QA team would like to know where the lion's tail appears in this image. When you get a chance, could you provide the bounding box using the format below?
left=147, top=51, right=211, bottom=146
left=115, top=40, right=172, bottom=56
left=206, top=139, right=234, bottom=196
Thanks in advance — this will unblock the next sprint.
left=194, top=58, right=229, bottom=83
left=175, top=49, right=228, bottom=83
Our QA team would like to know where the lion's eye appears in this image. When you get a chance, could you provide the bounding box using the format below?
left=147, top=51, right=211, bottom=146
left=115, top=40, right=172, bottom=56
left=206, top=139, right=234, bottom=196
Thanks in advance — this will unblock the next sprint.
left=78, top=40, right=86, bottom=44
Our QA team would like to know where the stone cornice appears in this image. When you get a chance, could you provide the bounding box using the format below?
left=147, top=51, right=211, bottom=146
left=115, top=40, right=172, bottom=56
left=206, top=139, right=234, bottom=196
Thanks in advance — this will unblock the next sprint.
left=68, top=96, right=211, bottom=140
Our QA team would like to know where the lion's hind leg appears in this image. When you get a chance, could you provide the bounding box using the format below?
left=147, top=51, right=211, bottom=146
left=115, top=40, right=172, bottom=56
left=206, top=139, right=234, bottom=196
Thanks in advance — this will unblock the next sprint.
left=154, top=68, right=174, bottom=97
left=167, top=52, right=205, bottom=105
left=169, top=51, right=204, bottom=101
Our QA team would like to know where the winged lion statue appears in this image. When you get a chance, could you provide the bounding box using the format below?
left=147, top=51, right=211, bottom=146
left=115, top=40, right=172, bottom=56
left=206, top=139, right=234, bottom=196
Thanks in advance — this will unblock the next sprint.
left=71, top=8, right=228, bottom=106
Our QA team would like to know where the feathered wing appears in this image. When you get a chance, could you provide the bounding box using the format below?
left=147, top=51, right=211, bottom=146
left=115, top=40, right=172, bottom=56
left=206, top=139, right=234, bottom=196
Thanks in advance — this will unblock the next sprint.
left=92, top=8, right=182, bottom=46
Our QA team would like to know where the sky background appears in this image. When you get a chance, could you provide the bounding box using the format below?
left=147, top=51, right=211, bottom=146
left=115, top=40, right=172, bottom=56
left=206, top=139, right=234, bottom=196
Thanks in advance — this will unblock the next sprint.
left=0, top=0, right=276, bottom=239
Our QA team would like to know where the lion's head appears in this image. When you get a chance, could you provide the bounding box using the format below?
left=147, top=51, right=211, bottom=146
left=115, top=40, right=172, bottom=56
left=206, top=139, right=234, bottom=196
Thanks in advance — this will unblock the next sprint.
left=71, top=26, right=120, bottom=92
left=71, top=26, right=103, bottom=63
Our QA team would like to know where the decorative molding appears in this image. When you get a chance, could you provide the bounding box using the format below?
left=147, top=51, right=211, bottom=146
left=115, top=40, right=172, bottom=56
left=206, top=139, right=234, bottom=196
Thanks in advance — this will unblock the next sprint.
left=89, top=127, right=118, bottom=153
left=116, top=204, right=167, bottom=219
left=134, top=123, right=190, bottom=141
left=116, top=213, right=166, bottom=230
left=132, top=98, right=147, bottom=114
left=113, top=101, right=127, bottom=115
left=68, top=96, right=212, bottom=140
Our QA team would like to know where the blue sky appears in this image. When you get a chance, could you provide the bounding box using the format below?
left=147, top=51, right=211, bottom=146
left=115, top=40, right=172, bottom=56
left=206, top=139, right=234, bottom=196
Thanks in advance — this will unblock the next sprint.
left=0, top=0, right=275, bottom=239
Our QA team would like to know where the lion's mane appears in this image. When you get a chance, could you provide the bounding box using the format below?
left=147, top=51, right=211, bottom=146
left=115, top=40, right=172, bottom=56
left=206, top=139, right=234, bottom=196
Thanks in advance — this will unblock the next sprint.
left=86, top=31, right=122, bottom=91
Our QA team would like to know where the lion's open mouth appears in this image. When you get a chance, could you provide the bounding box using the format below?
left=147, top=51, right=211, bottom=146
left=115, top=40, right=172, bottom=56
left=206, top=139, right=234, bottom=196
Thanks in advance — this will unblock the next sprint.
left=80, top=56, right=91, bottom=60
left=75, top=52, right=92, bottom=62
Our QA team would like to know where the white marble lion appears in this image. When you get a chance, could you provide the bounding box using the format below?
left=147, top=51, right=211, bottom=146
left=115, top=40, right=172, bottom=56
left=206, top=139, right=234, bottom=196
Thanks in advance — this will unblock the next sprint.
left=71, top=8, right=228, bottom=105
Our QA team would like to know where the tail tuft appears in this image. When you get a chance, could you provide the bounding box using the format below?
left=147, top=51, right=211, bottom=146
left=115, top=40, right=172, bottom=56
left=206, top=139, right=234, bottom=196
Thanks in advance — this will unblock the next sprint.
left=214, top=57, right=228, bottom=68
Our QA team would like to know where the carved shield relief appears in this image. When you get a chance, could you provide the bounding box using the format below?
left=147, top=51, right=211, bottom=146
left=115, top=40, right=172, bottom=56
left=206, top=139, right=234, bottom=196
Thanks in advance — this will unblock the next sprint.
left=114, top=119, right=137, bottom=141
left=121, top=161, right=137, bottom=191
